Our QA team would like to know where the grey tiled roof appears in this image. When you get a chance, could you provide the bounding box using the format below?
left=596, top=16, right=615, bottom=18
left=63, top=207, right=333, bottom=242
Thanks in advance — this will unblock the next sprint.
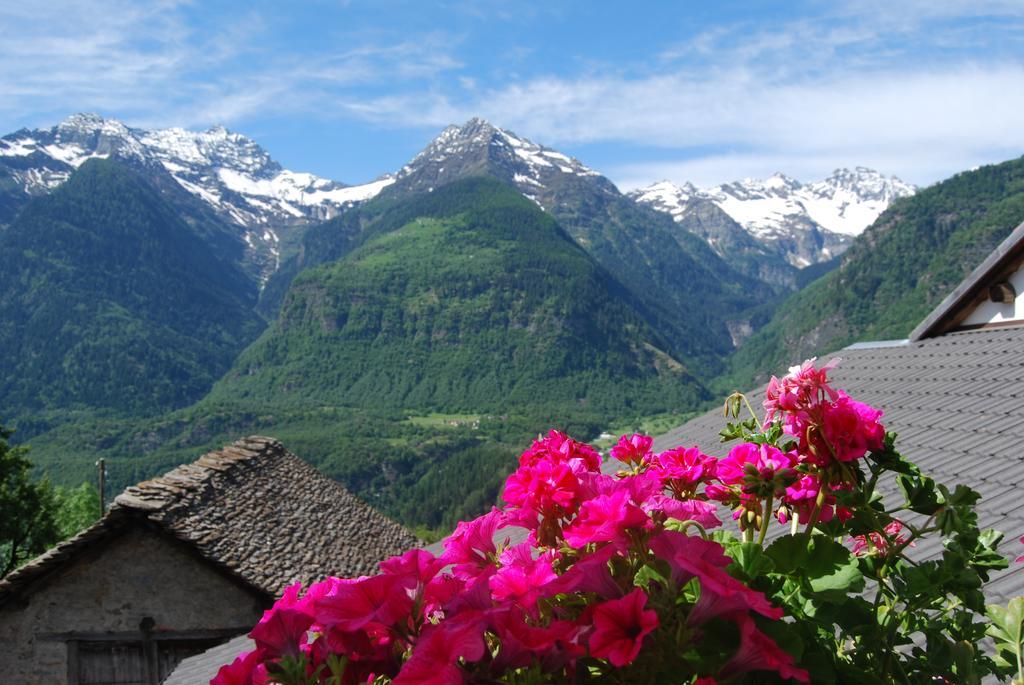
left=0, top=436, right=421, bottom=609
left=163, top=634, right=254, bottom=685
left=657, top=324, right=1024, bottom=603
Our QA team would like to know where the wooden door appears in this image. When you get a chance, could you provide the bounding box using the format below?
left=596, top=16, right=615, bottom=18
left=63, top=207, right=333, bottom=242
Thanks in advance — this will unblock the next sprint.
left=76, top=642, right=147, bottom=685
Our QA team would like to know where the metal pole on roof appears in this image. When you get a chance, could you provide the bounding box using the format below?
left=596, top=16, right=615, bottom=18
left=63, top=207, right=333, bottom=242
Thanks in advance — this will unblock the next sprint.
left=96, top=458, right=106, bottom=515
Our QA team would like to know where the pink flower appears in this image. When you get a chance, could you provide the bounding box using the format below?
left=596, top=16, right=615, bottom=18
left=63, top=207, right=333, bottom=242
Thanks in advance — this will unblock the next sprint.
left=1016, top=535, right=1024, bottom=564
left=850, top=521, right=911, bottom=557
left=519, top=430, right=601, bottom=472
left=546, top=543, right=624, bottom=598
left=249, top=583, right=313, bottom=659
left=780, top=475, right=851, bottom=525
left=489, top=607, right=561, bottom=670
left=489, top=543, right=558, bottom=611
left=503, top=459, right=580, bottom=518
left=610, top=433, right=653, bottom=466
left=649, top=531, right=782, bottom=623
left=650, top=446, right=717, bottom=493
left=816, top=391, right=885, bottom=463
left=588, top=588, right=659, bottom=666
left=763, top=357, right=840, bottom=424
left=562, top=489, right=651, bottom=548
left=211, top=650, right=267, bottom=685
left=314, top=574, right=411, bottom=632
left=715, top=442, right=797, bottom=494
left=719, top=614, right=810, bottom=683
left=393, top=612, right=487, bottom=685
left=644, top=496, right=722, bottom=530
left=440, top=509, right=503, bottom=578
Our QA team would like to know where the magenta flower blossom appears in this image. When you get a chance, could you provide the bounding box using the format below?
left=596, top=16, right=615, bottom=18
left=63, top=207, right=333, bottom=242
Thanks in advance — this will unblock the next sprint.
left=850, top=521, right=911, bottom=557
left=503, top=458, right=581, bottom=518
left=780, top=474, right=850, bottom=525
left=248, top=583, right=314, bottom=659
left=715, top=442, right=797, bottom=491
left=392, top=612, right=487, bottom=685
left=719, top=614, right=810, bottom=683
left=519, top=429, right=601, bottom=472
left=490, top=542, right=559, bottom=611
left=644, top=495, right=722, bottom=530
left=588, top=588, right=659, bottom=666
left=814, top=391, right=885, bottom=463
left=210, top=650, right=266, bottom=685
left=610, top=433, right=654, bottom=466
left=489, top=606, right=562, bottom=670
left=763, top=357, right=840, bottom=424
left=547, top=543, right=625, bottom=598
left=440, top=508, right=504, bottom=578
left=650, top=531, right=781, bottom=623
left=562, top=489, right=651, bottom=548
left=650, top=446, right=717, bottom=494
left=314, top=574, right=411, bottom=632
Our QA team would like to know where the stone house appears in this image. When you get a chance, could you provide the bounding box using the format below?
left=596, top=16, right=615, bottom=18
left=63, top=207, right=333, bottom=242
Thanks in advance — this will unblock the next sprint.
left=0, top=436, right=419, bottom=685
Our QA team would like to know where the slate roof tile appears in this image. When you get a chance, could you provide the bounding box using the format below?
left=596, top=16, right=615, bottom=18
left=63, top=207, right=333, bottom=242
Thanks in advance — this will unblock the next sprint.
left=0, top=436, right=421, bottom=608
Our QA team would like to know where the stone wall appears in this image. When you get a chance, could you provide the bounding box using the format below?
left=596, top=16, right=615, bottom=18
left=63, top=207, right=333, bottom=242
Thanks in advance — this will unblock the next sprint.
left=0, top=523, right=265, bottom=684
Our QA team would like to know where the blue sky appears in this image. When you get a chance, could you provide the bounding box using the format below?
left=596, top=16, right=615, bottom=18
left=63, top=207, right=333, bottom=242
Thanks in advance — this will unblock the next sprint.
left=3, top=1, right=1024, bottom=189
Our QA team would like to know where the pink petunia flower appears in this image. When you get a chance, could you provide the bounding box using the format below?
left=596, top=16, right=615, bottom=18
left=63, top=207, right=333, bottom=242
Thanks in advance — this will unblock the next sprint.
left=249, top=583, right=314, bottom=659
left=392, top=612, right=487, bottom=685
left=649, top=531, right=782, bottom=623
left=562, top=489, right=651, bottom=548
left=546, top=543, right=625, bottom=598
left=588, top=588, right=659, bottom=667
left=850, top=521, right=911, bottom=557
left=210, top=650, right=267, bottom=685
left=519, top=430, right=601, bottom=472
left=719, top=614, right=810, bottom=683
left=610, top=433, right=654, bottom=466
left=439, top=508, right=504, bottom=578
left=489, top=542, right=559, bottom=611
left=763, top=357, right=840, bottom=424
left=314, top=574, right=411, bottom=632
left=650, top=446, right=717, bottom=494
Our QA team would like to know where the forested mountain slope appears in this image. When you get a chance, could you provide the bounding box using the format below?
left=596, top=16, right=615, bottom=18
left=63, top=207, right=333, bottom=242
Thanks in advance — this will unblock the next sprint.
left=0, top=159, right=265, bottom=433
left=726, top=155, right=1024, bottom=389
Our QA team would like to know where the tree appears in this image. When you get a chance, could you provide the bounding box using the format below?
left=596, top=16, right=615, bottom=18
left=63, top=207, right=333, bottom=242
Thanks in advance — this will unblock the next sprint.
left=0, top=424, right=60, bottom=577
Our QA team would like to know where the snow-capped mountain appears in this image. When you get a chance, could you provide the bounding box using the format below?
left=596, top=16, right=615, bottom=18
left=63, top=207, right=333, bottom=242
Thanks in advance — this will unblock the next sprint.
left=630, top=169, right=916, bottom=268
left=0, top=113, right=393, bottom=280
left=389, top=117, right=612, bottom=206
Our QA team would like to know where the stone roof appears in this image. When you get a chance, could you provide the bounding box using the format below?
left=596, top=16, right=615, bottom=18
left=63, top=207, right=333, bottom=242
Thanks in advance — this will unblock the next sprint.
left=656, top=324, right=1024, bottom=602
left=0, top=436, right=420, bottom=608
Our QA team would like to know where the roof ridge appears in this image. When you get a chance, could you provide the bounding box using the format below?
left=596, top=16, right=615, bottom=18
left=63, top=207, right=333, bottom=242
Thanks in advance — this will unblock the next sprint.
left=113, top=436, right=284, bottom=513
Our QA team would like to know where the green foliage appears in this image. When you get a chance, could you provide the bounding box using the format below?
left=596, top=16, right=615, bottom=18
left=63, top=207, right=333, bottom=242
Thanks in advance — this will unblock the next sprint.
left=51, top=482, right=101, bottom=540
left=0, top=158, right=264, bottom=427
left=987, top=597, right=1024, bottom=684
left=726, top=155, right=1024, bottom=388
left=0, top=424, right=59, bottom=577
left=721, top=429, right=1011, bottom=683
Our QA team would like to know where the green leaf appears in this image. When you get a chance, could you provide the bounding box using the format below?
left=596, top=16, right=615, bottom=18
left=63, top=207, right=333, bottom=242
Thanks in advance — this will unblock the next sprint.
left=727, top=541, right=775, bottom=581
left=897, top=473, right=941, bottom=514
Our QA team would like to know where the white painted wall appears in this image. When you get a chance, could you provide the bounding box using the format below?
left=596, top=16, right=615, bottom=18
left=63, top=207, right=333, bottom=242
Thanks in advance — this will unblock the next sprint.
left=962, top=261, right=1024, bottom=326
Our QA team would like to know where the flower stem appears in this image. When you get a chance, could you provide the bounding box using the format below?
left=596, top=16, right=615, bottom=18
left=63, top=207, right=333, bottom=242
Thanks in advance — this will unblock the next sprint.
left=757, top=493, right=774, bottom=545
left=803, top=471, right=830, bottom=536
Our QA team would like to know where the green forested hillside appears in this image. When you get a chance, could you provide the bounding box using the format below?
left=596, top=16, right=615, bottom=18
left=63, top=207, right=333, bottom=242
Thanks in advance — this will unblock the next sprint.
left=21, top=177, right=707, bottom=535
left=725, top=155, right=1024, bottom=389
left=221, top=177, right=705, bottom=413
left=0, top=159, right=265, bottom=433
